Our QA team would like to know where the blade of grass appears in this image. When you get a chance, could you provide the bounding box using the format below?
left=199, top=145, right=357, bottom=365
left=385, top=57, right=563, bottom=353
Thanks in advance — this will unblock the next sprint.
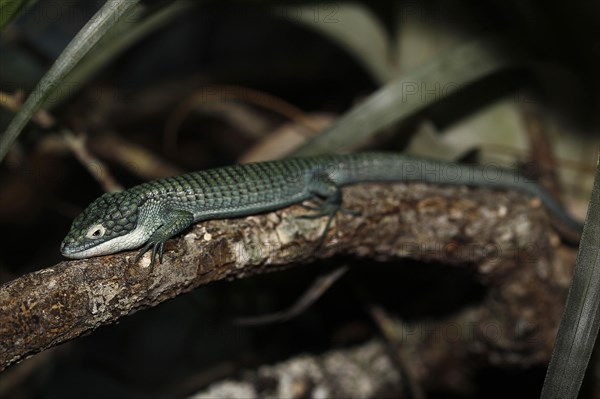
left=275, top=3, right=394, bottom=84
left=43, top=0, right=195, bottom=108
left=0, top=0, right=140, bottom=163
left=541, top=154, right=600, bottom=398
left=290, top=36, right=524, bottom=157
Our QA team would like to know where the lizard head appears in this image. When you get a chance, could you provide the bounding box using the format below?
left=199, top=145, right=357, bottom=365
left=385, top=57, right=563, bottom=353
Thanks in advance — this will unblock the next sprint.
left=61, top=191, right=141, bottom=259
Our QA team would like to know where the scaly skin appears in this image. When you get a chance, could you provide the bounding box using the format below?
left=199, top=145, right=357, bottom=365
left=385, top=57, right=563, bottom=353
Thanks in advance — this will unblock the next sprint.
left=61, top=152, right=583, bottom=267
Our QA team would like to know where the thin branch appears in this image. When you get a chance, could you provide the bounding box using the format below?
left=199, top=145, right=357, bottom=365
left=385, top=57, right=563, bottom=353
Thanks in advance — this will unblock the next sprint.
left=233, top=265, right=348, bottom=325
left=0, top=183, right=572, bottom=371
left=164, top=85, right=321, bottom=155
left=62, top=131, right=124, bottom=193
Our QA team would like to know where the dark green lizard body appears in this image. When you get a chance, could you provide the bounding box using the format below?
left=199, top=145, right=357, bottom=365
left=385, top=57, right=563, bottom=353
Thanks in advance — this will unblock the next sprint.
left=61, top=152, right=583, bottom=265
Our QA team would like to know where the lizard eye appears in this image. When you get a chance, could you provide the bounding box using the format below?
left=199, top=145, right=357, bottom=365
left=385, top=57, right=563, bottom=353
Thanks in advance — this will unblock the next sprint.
left=86, top=224, right=106, bottom=239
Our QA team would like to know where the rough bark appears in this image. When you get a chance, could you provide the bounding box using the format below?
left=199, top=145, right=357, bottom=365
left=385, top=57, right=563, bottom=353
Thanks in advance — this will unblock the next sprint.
left=0, top=183, right=573, bottom=376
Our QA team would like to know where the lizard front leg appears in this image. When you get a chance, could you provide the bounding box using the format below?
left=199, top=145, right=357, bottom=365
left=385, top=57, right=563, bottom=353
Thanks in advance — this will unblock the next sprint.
left=135, top=208, right=194, bottom=269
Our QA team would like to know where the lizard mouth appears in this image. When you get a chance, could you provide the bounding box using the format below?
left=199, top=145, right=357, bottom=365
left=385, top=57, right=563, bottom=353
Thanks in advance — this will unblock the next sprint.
left=60, top=240, right=96, bottom=259
left=60, top=239, right=124, bottom=259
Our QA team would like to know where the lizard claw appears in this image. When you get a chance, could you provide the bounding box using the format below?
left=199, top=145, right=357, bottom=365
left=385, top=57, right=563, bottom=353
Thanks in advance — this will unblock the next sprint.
left=135, top=241, right=152, bottom=263
left=135, top=240, right=165, bottom=271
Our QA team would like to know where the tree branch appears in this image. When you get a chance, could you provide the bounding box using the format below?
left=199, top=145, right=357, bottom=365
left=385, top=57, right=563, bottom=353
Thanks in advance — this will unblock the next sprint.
left=0, top=183, right=572, bottom=372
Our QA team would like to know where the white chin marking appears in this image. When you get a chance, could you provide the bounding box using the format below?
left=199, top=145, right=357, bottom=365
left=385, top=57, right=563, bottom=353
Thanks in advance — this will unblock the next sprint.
left=66, top=225, right=150, bottom=259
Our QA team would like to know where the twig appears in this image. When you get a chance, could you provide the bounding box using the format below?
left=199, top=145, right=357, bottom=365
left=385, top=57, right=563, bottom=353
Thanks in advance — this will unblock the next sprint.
left=0, top=90, right=55, bottom=128
left=233, top=265, right=348, bottom=325
left=62, top=131, right=123, bottom=193
left=89, top=133, right=184, bottom=179
left=164, top=85, right=321, bottom=154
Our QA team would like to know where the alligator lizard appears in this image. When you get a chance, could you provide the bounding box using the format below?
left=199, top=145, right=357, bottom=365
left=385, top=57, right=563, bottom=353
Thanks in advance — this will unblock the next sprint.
left=61, top=152, right=583, bottom=267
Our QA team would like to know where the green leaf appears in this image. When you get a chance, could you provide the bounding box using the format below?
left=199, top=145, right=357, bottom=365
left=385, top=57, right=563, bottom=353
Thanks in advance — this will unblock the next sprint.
left=275, top=3, right=394, bottom=84
left=541, top=157, right=600, bottom=398
left=0, top=0, right=36, bottom=30
left=43, top=0, right=195, bottom=108
left=290, top=36, right=524, bottom=157
left=0, top=0, right=141, bottom=163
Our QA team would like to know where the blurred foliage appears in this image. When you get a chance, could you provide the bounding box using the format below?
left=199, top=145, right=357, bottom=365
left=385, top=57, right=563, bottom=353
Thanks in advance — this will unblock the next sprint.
left=0, top=0, right=36, bottom=30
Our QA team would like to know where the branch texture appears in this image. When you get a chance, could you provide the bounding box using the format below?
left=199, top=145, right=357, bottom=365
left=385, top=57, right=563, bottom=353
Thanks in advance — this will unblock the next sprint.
left=0, top=183, right=573, bottom=373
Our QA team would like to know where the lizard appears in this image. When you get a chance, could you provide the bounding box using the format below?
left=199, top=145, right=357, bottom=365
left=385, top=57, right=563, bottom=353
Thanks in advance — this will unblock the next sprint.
left=61, top=152, right=584, bottom=268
